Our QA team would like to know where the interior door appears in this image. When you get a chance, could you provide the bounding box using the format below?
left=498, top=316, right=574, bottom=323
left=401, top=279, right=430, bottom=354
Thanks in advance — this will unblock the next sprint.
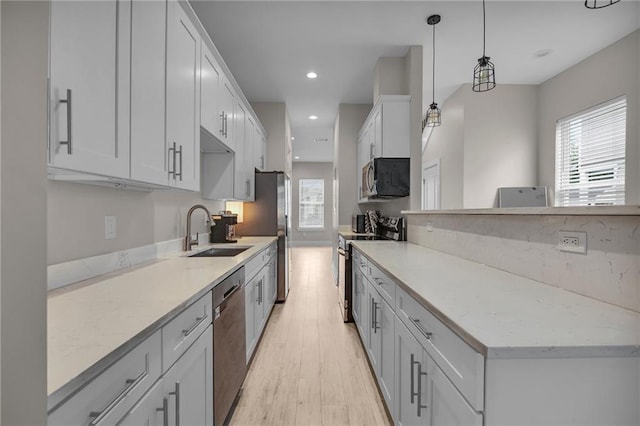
left=422, top=161, right=440, bottom=210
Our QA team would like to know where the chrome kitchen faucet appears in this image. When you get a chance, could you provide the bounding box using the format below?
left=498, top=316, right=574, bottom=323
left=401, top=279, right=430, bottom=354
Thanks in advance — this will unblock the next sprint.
left=184, top=204, right=213, bottom=251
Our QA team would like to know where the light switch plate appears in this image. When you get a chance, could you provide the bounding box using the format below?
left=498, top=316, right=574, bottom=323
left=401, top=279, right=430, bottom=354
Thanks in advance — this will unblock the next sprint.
left=105, top=216, right=116, bottom=240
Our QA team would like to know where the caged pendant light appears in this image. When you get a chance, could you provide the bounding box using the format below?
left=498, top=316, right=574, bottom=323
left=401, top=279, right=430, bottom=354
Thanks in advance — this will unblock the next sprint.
left=472, top=0, right=496, bottom=92
left=424, top=14, right=441, bottom=128
left=584, top=0, right=621, bottom=9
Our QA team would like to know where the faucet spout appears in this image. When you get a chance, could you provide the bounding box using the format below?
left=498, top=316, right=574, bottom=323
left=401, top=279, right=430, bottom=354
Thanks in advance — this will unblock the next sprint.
left=184, top=204, right=212, bottom=251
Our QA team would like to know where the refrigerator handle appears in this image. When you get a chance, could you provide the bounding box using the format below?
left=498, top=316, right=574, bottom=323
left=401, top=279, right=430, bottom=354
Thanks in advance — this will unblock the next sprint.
left=284, top=214, right=288, bottom=237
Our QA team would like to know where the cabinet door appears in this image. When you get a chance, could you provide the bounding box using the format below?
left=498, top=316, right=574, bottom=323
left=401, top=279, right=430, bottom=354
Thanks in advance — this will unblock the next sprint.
left=164, top=325, right=213, bottom=426
left=426, top=354, right=483, bottom=426
left=379, top=296, right=395, bottom=414
left=352, top=266, right=363, bottom=336
left=245, top=115, right=256, bottom=201
left=200, top=44, right=220, bottom=138
left=218, top=75, right=236, bottom=151
left=130, top=0, right=168, bottom=185
left=245, top=280, right=257, bottom=363
left=166, top=1, right=200, bottom=191
left=118, top=380, right=165, bottom=426
left=234, top=102, right=248, bottom=200
left=367, top=281, right=381, bottom=375
left=373, top=107, right=382, bottom=158
left=253, top=270, right=266, bottom=336
left=49, top=0, right=130, bottom=178
left=254, top=127, right=265, bottom=171
left=395, top=318, right=427, bottom=426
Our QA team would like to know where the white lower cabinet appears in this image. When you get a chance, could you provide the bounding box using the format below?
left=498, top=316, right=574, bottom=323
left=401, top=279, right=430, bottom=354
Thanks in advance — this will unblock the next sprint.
left=117, top=380, right=165, bottom=426
left=394, top=317, right=427, bottom=426
left=366, top=280, right=395, bottom=415
left=244, top=243, right=278, bottom=363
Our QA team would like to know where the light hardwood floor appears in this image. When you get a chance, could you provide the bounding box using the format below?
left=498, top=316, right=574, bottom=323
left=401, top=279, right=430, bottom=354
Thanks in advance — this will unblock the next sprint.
left=230, top=246, right=392, bottom=426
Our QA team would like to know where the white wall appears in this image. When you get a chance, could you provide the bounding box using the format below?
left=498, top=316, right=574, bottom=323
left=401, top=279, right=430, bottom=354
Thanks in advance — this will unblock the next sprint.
left=405, top=46, right=424, bottom=211
left=538, top=30, right=640, bottom=205
left=1, top=2, right=48, bottom=424
left=423, top=84, right=539, bottom=209
left=290, top=162, right=333, bottom=245
left=422, top=86, right=465, bottom=209
left=48, top=181, right=225, bottom=265
left=463, top=85, right=538, bottom=208
left=374, top=57, right=406, bottom=99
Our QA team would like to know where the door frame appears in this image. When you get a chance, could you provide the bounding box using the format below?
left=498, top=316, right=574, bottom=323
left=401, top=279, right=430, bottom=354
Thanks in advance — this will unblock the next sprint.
left=422, top=159, right=441, bottom=210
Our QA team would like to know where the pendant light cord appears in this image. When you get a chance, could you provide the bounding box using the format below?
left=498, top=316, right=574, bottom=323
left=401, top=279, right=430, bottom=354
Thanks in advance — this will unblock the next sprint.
left=482, top=0, right=486, bottom=58
left=432, top=23, right=436, bottom=104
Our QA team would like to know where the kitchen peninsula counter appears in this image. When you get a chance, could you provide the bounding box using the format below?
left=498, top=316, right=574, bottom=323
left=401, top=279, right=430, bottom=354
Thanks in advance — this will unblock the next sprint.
left=350, top=240, right=640, bottom=358
left=47, top=236, right=277, bottom=411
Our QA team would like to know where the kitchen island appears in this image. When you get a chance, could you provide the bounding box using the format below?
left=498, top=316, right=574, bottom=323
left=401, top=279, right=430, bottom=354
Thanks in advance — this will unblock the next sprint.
left=351, top=240, right=640, bottom=426
left=47, top=236, right=277, bottom=417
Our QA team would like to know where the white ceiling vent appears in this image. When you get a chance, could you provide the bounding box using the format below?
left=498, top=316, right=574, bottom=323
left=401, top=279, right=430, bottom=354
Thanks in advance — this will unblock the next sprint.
left=313, top=138, right=329, bottom=142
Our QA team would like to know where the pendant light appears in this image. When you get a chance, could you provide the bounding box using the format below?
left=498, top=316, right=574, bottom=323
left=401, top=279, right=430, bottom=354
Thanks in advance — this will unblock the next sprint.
left=472, top=0, right=496, bottom=92
left=424, top=14, right=441, bottom=128
left=584, top=0, right=621, bottom=9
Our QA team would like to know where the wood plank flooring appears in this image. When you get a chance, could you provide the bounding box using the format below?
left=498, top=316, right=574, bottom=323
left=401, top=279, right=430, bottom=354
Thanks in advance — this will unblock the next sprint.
left=230, top=246, right=392, bottom=426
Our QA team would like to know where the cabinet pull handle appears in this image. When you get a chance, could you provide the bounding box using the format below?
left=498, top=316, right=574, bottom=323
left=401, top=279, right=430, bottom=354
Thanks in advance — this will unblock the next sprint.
left=169, top=381, right=181, bottom=426
left=224, top=113, right=228, bottom=137
left=182, top=314, right=208, bottom=337
left=373, top=277, right=383, bottom=286
left=372, top=300, right=380, bottom=333
left=417, top=362, right=428, bottom=417
left=409, top=316, right=433, bottom=340
left=59, top=89, right=72, bottom=154
left=410, top=353, right=420, bottom=404
left=168, top=142, right=177, bottom=178
left=369, top=142, right=374, bottom=159
left=219, top=112, right=225, bottom=135
left=245, top=179, right=250, bottom=196
left=88, top=371, right=147, bottom=425
left=156, top=396, right=169, bottom=426
left=176, top=144, right=183, bottom=181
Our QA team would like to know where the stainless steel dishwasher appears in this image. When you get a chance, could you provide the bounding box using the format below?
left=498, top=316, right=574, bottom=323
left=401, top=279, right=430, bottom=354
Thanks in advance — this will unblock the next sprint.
left=213, top=267, right=246, bottom=426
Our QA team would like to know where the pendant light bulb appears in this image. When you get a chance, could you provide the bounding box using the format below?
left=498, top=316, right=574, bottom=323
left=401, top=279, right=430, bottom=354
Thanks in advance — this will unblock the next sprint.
left=424, top=14, right=442, bottom=129
left=472, top=0, right=496, bottom=92
left=584, top=0, right=621, bottom=9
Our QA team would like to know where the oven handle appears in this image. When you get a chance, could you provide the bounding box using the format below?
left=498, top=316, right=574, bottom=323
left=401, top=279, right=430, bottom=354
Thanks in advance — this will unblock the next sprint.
left=337, top=247, right=349, bottom=260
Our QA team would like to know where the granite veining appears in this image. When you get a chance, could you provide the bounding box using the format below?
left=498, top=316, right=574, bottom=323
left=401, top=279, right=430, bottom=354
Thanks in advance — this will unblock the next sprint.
left=350, top=241, right=640, bottom=358
left=47, top=236, right=276, bottom=406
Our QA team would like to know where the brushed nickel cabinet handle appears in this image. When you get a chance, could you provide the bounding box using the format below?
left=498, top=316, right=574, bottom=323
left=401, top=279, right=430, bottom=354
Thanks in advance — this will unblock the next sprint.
left=409, top=316, right=433, bottom=340
left=176, top=144, right=183, bottom=181
left=169, top=381, right=180, bottom=426
left=156, top=396, right=169, bottom=426
left=417, top=362, right=428, bottom=417
left=59, top=89, right=72, bottom=154
left=219, top=112, right=225, bottom=135
left=410, top=353, right=419, bottom=404
left=168, top=142, right=176, bottom=178
left=89, top=371, right=147, bottom=425
left=182, top=314, right=208, bottom=337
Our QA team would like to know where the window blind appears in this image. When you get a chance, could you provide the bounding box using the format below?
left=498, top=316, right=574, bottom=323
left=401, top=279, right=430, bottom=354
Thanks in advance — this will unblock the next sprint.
left=555, top=97, right=626, bottom=207
left=298, top=179, right=324, bottom=228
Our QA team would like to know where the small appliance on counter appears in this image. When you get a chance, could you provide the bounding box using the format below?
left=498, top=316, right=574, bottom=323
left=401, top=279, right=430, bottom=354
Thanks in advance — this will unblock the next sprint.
left=210, top=212, right=238, bottom=243
left=352, top=214, right=366, bottom=233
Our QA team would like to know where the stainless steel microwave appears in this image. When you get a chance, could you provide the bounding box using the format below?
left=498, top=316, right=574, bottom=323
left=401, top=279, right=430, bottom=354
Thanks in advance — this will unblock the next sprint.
left=361, top=158, right=410, bottom=199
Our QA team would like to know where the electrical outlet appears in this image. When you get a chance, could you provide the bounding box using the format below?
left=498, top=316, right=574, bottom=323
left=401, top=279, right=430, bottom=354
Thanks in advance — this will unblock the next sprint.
left=105, top=216, right=116, bottom=240
left=557, top=230, right=587, bottom=254
left=425, top=221, right=434, bottom=232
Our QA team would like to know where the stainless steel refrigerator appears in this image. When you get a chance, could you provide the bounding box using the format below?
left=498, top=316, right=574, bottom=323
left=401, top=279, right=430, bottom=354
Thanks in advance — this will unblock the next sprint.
left=236, top=171, right=291, bottom=301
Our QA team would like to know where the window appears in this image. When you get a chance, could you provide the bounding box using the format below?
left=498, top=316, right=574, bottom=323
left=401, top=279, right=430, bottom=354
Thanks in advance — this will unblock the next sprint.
left=298, top=178, right=324, bottom=228
left=555, top=97, right=626, bottom=207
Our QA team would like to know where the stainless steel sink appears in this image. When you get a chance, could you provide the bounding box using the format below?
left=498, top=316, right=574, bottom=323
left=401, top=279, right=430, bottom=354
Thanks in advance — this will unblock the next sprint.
left=188, top=247, right=250, bottom=258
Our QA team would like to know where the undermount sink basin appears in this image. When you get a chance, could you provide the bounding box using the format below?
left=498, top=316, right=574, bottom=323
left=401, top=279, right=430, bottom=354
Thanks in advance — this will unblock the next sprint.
left=188, top=247, right=250, bottom=258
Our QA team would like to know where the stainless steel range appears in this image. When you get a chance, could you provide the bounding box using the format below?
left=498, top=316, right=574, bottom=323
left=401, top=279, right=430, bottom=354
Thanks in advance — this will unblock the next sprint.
left=337, top=216, right=405, bottom=322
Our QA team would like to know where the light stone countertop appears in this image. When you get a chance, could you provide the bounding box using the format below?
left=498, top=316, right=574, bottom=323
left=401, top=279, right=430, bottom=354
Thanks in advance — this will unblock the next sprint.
left=47, top=236, right=277, bottom=409
left=351, top=241, right=640, bottom=358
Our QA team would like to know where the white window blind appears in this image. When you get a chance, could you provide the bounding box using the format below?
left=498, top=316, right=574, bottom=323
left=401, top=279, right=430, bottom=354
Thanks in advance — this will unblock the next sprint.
left=555, top=97, right=626, bottom=207
left=298, top=179, right=324, bottom=228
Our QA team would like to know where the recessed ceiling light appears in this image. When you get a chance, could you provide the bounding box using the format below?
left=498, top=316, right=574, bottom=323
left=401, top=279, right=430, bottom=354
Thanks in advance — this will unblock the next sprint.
left=291, top=137, right=295, bottom=140
left=309, top=115, right=318, bottom=120
left=534, top=49, right=553, bottom=58
left=294, top=156, right=300, bottom=159
left=306, top=72, right=317, bottom=79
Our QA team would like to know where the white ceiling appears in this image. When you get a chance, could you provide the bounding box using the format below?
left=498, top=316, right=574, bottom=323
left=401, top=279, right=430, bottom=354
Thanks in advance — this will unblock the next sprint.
left=190, top=1, right=640, bottom=163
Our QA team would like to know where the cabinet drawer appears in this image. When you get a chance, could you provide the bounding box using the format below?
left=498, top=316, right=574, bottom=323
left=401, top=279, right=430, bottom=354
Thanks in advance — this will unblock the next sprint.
left=244, top=249, right=267, bottom=282
left=396, top=286, right=484, bottom=411
left=49, top=330, right=162, bottom=426
left=352, top=249, right=368, bottom=274
left=162, top=291, right=212, bottom=372
left=367, top=261, right=395, bottom=307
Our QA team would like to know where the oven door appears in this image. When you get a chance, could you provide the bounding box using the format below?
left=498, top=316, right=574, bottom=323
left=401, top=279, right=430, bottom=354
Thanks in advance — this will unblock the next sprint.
left=337, top=246, right=351, bottom=322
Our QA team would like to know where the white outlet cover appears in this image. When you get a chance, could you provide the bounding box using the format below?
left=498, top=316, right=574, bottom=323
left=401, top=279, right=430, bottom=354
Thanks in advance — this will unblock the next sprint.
left=557, top=230, right=587, bottom=254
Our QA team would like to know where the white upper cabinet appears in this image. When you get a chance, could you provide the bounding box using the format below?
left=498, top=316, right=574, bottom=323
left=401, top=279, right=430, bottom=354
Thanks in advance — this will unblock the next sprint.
left=130, top=0, right=168, bottom=185
left=49, top=0, right=130, bottom=178
left=358, top=95, right=410, bottom=164
left=200, top=43, right=221, bottom=138
left=254, top=126, right=266, bottom=171
left=234, top=101, right=248, bottom=200
left=218, top=74, right=237, bottom=151
left=166, top=0, right=201, bottom=191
